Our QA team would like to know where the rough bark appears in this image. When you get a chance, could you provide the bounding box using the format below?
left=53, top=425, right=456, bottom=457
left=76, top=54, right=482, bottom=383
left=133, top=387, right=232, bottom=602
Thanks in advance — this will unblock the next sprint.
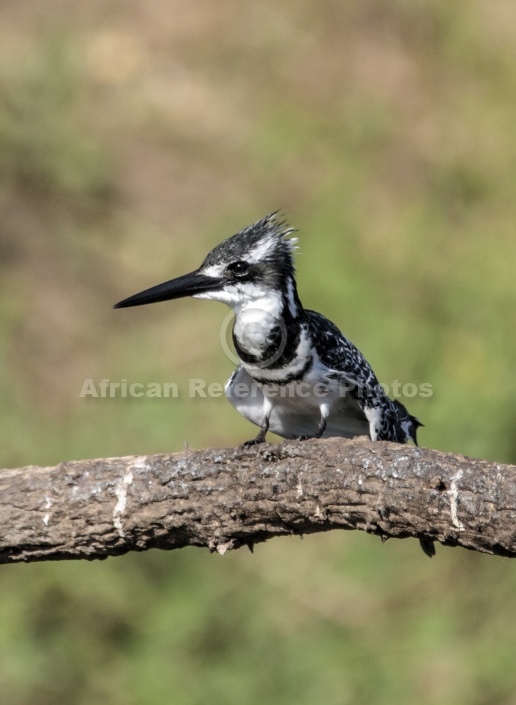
left=0, top=438, right=514, bottom=564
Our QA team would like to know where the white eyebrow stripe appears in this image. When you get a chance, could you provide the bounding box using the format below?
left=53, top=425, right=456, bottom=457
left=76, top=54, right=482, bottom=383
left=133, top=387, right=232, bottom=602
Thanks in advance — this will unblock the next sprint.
left=245, top=236, right=276, bottom=264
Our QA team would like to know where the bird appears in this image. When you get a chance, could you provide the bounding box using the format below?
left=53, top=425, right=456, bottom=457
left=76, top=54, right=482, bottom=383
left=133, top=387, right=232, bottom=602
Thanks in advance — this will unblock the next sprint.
left=114, top=213, right=434, bottom=556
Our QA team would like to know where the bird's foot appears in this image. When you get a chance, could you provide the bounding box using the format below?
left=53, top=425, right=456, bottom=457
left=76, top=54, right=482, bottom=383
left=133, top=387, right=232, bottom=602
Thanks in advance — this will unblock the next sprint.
left=242, top=421, right=269, bottom=448
left=297, top=429, right=325, bottom=441
left=242, top=437, right=265, bottom=448
left=242, top=429, right=268, bottom=447
left=297, top=415, right=327, bottom=441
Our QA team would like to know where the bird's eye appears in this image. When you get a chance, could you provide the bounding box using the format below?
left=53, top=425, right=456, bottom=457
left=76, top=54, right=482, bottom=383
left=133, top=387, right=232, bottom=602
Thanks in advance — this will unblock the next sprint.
left=228, top=261, right=250, bottom=277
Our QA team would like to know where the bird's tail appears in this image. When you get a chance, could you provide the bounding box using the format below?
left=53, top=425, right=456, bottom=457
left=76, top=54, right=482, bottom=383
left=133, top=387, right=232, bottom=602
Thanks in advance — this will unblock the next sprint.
left=391, top=399, right=423, bottom=445
left=391, top=400, right=433, bottom=557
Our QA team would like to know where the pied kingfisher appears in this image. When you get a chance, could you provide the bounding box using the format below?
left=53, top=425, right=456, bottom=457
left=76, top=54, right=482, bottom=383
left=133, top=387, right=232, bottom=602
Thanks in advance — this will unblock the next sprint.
left=115, top=214, right=432, bottom=556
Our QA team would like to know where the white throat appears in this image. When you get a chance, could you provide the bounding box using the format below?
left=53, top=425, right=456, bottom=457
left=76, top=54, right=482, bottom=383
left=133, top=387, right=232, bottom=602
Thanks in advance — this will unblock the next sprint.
left=233, top=290, right=283, bottom=355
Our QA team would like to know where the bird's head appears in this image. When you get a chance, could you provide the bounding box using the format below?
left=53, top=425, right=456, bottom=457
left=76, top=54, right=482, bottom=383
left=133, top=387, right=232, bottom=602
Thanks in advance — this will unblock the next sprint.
left=114, top=213, right=301, bottom=316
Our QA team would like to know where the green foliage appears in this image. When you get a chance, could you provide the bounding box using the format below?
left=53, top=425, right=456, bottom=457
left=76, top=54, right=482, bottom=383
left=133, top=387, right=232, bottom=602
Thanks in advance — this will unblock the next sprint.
left=0, top=2, right=515, bottom=704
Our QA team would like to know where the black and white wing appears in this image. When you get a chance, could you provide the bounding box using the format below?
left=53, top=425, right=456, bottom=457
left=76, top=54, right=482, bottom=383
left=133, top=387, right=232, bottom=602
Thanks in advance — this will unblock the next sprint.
left=305, top=311, right=421, bottom=444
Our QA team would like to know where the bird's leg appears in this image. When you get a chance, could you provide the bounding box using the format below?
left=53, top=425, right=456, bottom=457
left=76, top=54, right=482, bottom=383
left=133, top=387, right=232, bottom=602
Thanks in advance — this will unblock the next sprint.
left=298, top=405, right=328, bottom=441
left=242, top=395, right=273, bottom=447
left=242, top=416, right=270, bottom=447
left=313, top=413, right=327, bottom=438
left=363, top=406, right=381, bottom=442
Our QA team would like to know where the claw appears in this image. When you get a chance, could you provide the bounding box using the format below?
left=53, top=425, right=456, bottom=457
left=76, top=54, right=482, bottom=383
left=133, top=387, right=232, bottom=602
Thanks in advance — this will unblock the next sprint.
left=297, top=413, right=327, bottom=442
left=242, top=437, right=265, bottom=448
left=242, top=417, right=269, bottom=447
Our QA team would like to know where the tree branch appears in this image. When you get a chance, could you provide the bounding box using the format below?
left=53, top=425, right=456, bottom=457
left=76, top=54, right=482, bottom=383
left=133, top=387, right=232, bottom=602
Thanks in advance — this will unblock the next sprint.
left=1, top=438, right=514, bottom=564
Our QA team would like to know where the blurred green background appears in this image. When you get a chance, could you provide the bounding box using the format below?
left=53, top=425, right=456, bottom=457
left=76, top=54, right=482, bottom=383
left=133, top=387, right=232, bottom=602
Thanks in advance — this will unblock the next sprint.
left=1, top=1, right=515, bottom=703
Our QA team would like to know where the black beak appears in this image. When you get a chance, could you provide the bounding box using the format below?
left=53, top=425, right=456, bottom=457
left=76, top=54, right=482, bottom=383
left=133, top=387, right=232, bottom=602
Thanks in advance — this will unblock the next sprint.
left=114, top=270, right=223, bottom=309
